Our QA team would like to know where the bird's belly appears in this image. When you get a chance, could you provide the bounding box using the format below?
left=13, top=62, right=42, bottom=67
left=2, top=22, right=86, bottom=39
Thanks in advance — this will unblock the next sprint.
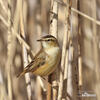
left=33, top=57, right=58, bottom=76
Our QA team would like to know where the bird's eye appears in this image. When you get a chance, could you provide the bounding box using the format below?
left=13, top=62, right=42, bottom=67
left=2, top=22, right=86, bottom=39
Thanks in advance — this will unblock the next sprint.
left=47, top=39, right=50, bottom=41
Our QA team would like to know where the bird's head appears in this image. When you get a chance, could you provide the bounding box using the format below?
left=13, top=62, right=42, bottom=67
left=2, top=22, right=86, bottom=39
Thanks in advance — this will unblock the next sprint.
left=37, top=35, right=59, bottom=49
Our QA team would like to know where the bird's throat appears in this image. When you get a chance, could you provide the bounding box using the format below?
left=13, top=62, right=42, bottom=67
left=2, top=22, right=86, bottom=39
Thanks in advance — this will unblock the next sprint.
left=45, top=47, right=60, bottom=56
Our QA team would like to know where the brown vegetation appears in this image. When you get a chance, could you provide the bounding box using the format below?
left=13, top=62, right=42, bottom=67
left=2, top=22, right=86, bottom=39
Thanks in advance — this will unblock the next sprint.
left=0, top=0, right=99, bottom=100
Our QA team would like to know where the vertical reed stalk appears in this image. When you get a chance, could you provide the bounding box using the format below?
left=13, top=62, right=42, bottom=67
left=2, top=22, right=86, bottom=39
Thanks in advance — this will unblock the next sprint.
left=19, top=0, right=32, bottom=100
left=7, top=0, right=13, bottom=99
left=48, top=0, right=58, bottom=100
left=78, top=23, right=83, bottom=95
left=70, top=0, right=79, bottom=99
left=58, top=0, right=71, bottom=100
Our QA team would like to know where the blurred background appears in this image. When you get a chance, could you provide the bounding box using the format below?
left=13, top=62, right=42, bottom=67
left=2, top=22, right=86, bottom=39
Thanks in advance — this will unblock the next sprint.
left=0, top=0, right=100, bottom=100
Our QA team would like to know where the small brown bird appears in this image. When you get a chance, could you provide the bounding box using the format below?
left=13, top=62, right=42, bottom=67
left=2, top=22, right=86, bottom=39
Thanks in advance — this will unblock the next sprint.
left=17, top=35, right=60, bottom=77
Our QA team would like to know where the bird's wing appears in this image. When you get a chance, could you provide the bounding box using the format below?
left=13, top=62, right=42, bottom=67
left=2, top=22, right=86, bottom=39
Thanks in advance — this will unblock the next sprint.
left=17, top=49, right=47, bottom=77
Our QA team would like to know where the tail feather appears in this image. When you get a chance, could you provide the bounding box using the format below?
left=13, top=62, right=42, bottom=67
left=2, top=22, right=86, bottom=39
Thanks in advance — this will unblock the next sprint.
left=17, top=71, right=26, bottom=78
left=17, top=65, right=30, bottom=78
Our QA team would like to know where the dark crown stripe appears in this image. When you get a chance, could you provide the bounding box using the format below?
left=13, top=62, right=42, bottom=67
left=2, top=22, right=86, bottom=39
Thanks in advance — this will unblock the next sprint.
left=42, top=35, right=56, bottom=39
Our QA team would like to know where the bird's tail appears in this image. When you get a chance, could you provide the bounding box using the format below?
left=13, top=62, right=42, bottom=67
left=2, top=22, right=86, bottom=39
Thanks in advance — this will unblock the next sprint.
left=17, top=66, right=29, bottom=78
left=17, top=71, right=26, bottom=78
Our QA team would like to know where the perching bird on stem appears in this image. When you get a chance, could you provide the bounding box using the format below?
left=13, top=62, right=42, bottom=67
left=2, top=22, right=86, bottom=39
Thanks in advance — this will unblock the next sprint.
left=17, top=35, right=60, bottom=77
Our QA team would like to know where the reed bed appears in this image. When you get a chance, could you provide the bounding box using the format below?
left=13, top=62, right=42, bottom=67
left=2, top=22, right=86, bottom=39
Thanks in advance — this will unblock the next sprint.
left=0, top=0, right=100, bottom=100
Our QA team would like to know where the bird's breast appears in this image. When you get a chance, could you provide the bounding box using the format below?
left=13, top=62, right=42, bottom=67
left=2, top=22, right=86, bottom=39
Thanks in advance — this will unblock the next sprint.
left=45, top=47, right=60, bottom=57
left=33, top=47, right=60, bottom=76
left=46, top=47, right=60, bottom=65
